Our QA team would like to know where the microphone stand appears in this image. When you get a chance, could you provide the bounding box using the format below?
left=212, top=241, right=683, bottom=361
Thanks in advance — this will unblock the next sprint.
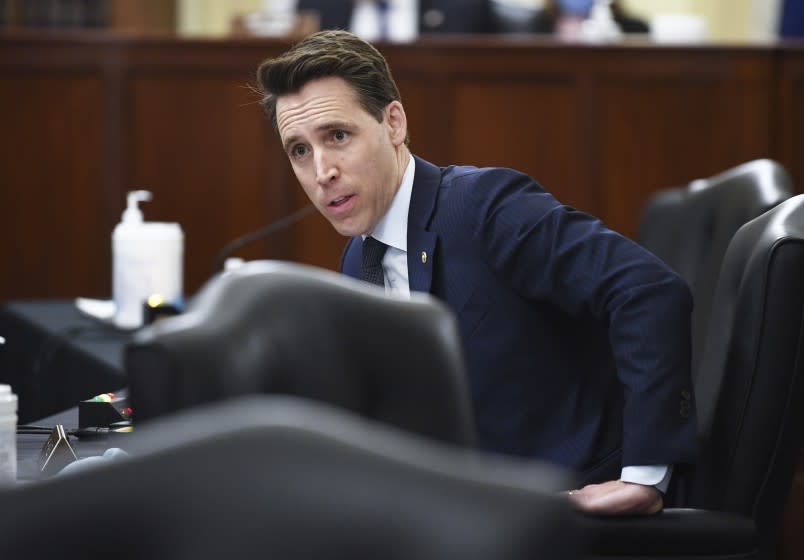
left=212, top=205, right=317, bottom=273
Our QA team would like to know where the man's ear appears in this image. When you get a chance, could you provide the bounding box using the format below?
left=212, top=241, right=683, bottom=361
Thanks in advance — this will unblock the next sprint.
left=385, top=101, right=407, bottom=147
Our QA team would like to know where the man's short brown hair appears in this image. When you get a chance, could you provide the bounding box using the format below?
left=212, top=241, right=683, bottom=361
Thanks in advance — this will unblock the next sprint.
left=256, top=30, right=403, bottom=134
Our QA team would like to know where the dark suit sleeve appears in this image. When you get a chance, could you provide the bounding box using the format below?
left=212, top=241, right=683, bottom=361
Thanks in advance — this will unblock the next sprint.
left=454, top=168, right=695, bottom=468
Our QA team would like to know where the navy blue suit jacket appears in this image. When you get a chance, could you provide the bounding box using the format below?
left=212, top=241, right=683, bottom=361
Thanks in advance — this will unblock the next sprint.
left=341, top=156, right=697, bottom=483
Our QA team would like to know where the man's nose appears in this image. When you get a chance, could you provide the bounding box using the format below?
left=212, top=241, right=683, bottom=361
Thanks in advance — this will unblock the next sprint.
left=315, top=151, right=338, bottom=185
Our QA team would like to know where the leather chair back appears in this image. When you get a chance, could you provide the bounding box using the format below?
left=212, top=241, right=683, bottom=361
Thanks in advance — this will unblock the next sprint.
left=127, top=261, right=475, bottom=447
left=691, top=194, right=804, bottom=554
left=637, top=159, right=793, bottom=377
left=0, top=396, right=579, bottom=560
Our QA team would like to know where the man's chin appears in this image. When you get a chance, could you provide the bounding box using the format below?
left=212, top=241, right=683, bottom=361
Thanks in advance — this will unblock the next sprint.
left=330, top=219, right=366, bottom=238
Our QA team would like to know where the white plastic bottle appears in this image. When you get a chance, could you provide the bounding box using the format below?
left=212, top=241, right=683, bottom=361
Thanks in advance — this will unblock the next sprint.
left=112, top=190, right=184, bottom=329
left=0, top=384, right=17, bottom=485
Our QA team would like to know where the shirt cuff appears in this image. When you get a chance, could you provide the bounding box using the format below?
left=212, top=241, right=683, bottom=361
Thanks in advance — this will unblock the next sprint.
left=621, top=464, right=672, bottom=494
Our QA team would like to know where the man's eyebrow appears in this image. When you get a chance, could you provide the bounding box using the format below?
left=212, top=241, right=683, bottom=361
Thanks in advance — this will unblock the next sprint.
left=282, top=121, right=353, bottom=152
left=317, top=120, right=352, bottom=132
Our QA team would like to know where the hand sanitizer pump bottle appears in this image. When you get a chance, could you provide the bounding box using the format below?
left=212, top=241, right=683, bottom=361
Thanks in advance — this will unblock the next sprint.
left=112, top=190, right=184, bottom=329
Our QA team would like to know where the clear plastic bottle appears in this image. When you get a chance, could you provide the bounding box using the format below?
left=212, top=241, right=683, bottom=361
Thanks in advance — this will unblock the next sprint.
left=0, top=384, right=18, bottom=485
left=112, top=190, right=184, bottom=329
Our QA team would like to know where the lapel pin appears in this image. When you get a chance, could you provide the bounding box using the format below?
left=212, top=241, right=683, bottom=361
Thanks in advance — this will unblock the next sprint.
left=421, top=251, right=427, bottom=264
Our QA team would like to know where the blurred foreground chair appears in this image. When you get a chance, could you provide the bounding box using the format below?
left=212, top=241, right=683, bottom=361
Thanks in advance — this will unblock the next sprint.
left=588, top=194, right=804, bottom=559
left=127, top=261, right=474, bottom=446
left=637, top=159, right=793, bottom=376
left=0, top=396, right=579, bottom=560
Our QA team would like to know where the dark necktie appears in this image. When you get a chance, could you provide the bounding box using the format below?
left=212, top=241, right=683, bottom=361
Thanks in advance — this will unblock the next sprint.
left=362, top=236, right=388, bottom=287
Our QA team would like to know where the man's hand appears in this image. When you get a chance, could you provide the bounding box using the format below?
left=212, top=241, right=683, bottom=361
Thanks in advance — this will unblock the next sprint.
left=566, top=480, right=663, bottom=515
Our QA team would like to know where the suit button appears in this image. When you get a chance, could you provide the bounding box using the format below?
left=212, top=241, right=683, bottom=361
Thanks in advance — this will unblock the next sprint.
left=681, top=389, right=691, bottom=400
left=679, top=400, right=691, bottom=418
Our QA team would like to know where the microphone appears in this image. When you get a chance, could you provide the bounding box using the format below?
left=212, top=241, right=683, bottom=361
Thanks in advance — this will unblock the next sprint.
left=213, top=204, right=317, bottom=273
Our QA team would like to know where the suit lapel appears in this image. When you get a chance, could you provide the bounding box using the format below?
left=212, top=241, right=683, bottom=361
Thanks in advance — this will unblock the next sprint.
left=407, top=156, right=441, bottom=294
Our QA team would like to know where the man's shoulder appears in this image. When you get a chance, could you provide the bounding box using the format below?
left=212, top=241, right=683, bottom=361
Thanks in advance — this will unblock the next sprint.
left=412, top=156, right=552, bottom=220
left=433, top=164, right=545, bottom=201
left=413, top=155, right=535, bottom=190
left=440, top=163, right=527, bottom=184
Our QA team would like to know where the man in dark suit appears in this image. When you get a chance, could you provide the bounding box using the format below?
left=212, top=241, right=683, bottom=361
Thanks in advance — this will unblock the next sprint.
left=256, top=30, right=696, bottom=515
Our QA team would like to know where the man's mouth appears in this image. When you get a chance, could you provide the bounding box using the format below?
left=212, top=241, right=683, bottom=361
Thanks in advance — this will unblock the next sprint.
left=329, top=195, right=354, bottom=208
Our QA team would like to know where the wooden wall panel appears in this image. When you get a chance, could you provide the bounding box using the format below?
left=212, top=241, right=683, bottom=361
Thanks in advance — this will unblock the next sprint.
left=0, top=35, right=795, bottom=297
left=593, top=50, right=774, bottom=238
left=778, top=50, right=804, bottom=196
left=596, top=78, right=773, bottom=237
left=451, top=78, right=590, bottom=212
left=126, top=73, right=281, bottom=291
left=0, top=73, right=107, bottom=298
left=395, top=75, right=449, bottom=163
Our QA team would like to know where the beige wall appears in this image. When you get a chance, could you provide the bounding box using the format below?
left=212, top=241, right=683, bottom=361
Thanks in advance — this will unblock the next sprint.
left=177, top=0, right=779, bottom=41
left=178, top=0, right=262, bottom=36
left=624, top=0, right=766, bottom=41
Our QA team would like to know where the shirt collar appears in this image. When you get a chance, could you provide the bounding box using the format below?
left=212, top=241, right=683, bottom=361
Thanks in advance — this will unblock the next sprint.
left=366, top=155, right=414, bottom=252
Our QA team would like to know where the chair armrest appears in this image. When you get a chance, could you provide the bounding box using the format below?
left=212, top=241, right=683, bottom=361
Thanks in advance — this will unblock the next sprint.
left=578, top=508, right=757, bottom=558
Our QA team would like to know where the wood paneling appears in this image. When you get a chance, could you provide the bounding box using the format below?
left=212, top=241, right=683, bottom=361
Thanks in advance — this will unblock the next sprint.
left=452, top=78, right=587, bottom=210
left=600, top=50, right=774, bottom=236
left=0, top=72, right=107, bottom=298
left=0, top=34, right=799, bottom=294
left=127, top=73, right=281, bottom=289
left=778, top=49, right=804, bottom=211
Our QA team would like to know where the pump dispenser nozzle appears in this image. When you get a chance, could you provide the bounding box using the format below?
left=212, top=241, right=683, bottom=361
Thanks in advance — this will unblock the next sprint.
left=122, top=190, right=153, bottom=223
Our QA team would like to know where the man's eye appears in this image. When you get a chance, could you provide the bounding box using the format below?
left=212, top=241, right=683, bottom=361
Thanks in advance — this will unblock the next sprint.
left=292, top=145, right=308, bottom=158
left=333, top=130, right=348, bottom=141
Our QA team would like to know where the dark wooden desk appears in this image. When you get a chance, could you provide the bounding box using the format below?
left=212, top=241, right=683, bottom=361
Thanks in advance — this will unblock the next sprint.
left=0, top=300, right=130, bottom=423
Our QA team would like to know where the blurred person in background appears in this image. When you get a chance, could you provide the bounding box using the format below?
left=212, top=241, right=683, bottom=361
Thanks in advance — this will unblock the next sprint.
left=297, top=0, right=493, bottom=34
left=531, top=0, right=648, bottom=37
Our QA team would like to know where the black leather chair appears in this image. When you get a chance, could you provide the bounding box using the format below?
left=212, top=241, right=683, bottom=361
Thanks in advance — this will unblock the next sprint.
left=637, top=159, right=793, bottom=376
left=127, top=260, right=475, bottom=447
left=588, top=194, right=804, bottom=559
left=0, top=395, right=580, bottom=560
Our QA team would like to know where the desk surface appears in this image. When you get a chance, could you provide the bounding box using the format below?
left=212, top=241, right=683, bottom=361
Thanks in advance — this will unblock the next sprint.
left=0, top=300, right=132, bottom=423
left=17, top=406, right=119, bottom=482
